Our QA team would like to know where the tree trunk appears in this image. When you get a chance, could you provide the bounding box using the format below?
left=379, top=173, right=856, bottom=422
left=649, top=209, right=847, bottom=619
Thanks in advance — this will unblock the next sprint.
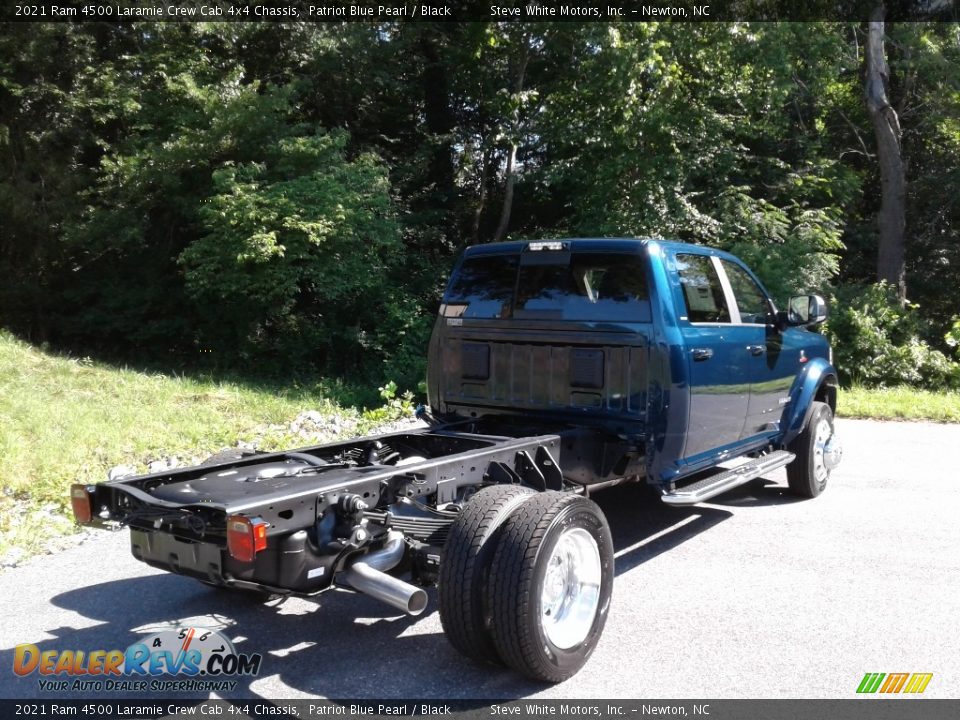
left=493, top=145, right=517, bottom=243
left=470, top=146, right=492, bottom=245
left=493, top=34, right=531, bottom=243
left=864, top=5, right=907, bottom=301
left=419, top=29, right=456, bottom=211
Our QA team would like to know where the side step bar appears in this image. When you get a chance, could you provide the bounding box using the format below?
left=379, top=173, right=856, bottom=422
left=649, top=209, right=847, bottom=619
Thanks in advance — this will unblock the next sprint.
left=661, top=450, right=795, bottom=506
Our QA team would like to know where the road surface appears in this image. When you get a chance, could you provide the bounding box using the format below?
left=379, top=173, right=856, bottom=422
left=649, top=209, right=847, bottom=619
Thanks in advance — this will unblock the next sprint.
left=1, top=419, right=958, bottom=700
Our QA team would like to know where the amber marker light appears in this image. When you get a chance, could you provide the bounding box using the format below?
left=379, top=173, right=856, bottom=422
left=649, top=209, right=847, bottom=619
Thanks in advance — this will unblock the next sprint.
left=70, top=484, right=94, bottom=524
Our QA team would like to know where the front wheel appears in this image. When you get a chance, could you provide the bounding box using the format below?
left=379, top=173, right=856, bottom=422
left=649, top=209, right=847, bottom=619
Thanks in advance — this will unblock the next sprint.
left=786, top=401, right=840, bottom=498
left=485, top=492, right=614, bottom=683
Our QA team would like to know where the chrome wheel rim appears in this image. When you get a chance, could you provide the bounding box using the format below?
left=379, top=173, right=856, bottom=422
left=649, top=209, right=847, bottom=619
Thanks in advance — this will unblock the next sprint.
left=540, top=527, right=602, bottom=650
left=812, top=417, right=832, bottom=485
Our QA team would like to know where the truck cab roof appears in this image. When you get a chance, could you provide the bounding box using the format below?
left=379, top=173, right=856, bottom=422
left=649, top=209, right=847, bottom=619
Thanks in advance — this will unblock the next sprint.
left=463, top=237, right=653, bottom=256
left=462, top=237, right=748, bottom=263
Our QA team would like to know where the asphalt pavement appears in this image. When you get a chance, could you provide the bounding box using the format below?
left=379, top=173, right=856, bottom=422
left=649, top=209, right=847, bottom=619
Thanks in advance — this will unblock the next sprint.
left=1, top=418, right=958, bottom=700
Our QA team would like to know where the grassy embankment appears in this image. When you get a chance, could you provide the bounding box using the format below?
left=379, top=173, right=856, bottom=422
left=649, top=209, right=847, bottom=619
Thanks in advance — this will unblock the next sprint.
left=2, top=331, right=959, bottom=561
left=840, top=386, right=960, bottom=423
left=0, top=331, right=399, bottom=561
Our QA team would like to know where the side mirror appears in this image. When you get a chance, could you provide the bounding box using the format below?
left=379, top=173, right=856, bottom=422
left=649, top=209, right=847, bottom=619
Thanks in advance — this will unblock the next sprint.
left=786, top=294, right=828, bottom=327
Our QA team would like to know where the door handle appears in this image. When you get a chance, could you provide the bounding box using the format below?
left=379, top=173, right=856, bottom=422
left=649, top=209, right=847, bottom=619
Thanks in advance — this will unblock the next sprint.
left=747, top=344, right=766, bottom=356
left=692, top=348, right=713, bottom=361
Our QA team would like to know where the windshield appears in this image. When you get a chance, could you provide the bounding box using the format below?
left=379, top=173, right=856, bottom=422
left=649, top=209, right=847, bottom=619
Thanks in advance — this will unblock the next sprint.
left=443, top=251, right=650, bottom=322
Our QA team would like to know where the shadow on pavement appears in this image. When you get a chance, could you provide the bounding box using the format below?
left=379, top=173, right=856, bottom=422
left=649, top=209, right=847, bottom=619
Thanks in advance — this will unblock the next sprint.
left=696, top=475, right=806, bottom=508
left=592, top=483, right=732, bottom=575
left=0, top=480, right=761, bottom=702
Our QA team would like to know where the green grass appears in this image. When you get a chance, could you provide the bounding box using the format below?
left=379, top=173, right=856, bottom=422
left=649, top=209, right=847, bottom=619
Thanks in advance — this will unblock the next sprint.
left=838, top=386, right=960, bottom=423
left=3, top=330, right=957, bottom=561
left=0, top=331, right=394, bottom=560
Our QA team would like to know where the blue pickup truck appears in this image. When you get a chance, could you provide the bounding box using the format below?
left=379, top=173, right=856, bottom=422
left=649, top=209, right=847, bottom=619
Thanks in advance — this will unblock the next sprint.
left=73, top=238, right=842, bottom=682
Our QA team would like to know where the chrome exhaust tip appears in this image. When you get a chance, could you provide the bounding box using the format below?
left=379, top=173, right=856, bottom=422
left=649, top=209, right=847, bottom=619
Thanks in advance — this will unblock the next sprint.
left=344, top=561, right=428, bottom=616
left=341, top=530, right=428, bottom=616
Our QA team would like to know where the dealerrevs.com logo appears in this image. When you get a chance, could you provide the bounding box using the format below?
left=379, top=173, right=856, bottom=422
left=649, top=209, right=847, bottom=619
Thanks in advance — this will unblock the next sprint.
left=13, top=627, right=262, bottom=693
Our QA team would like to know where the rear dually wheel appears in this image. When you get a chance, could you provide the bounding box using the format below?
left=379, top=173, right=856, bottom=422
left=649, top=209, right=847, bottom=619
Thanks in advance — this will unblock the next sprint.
left=438, top=484, right=535, bottom=665
left=484, top=491, right=614, bottom=683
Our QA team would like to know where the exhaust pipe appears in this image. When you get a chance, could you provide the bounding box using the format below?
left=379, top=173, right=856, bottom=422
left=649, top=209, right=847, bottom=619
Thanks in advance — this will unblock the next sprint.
left=342, top=531, right=428, bottom=616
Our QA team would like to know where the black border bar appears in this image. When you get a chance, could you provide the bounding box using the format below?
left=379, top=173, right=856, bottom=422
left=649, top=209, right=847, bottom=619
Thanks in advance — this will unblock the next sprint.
left=2, top=0, right=958, bottom=23
left=1, top=699, right=959, bottom=720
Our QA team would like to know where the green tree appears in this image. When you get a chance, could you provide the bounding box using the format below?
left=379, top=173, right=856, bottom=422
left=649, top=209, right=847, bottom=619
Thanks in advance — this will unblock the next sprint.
left=531, top=23, right=853, bottom=301
left=180, top=132, right=403, bottom=373
left=2, top=20, right=958, bottom=390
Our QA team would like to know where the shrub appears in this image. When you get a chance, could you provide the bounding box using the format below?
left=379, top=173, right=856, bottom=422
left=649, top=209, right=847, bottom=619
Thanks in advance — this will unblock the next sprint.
left=946, top=318, right=960, bottom=355
left=179, top=131, right=411, bottom=382
left=825, top=283, right=960, bottom=389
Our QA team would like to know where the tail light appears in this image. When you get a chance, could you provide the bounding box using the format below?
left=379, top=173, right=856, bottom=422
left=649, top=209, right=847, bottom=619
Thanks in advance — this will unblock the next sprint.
left=226, top=515, right=268, bottom=563
left=70, top=484, right=94, bottom=524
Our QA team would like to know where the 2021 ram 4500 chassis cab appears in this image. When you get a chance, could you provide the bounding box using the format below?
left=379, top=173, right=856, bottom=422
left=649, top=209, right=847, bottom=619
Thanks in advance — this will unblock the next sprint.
left=72, top=238, right=842, bottom=682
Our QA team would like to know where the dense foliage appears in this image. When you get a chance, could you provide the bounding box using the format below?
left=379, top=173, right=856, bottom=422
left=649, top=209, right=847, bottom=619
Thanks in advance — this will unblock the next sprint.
left=825, top=283, right=959, bottom=388
left=1, top=21, right=958, bottom=391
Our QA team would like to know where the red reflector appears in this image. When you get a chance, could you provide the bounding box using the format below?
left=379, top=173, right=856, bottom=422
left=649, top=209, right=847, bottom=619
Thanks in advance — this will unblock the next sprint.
left=70, top=484, right=93, bottom=524
left=226, top=515, right=268, bottom=563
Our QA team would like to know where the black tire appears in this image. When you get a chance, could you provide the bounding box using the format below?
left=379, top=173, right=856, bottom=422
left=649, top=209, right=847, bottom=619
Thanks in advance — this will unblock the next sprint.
left=786, top=401, right=835, bottom=498
left=438, top=484, right=536, bottom=665
left=485, top=491, right=614, bottom=683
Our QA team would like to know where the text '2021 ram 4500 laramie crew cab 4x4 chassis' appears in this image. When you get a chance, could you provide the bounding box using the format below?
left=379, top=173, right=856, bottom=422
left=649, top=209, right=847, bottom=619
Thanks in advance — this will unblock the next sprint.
left=72, top=238, right=842, bottom=682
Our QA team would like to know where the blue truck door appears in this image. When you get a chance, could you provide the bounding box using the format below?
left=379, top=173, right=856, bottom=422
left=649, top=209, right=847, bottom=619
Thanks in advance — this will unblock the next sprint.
left=674, top=253, right=751, bottom=460
left=717, top=259, right=800, bottom=441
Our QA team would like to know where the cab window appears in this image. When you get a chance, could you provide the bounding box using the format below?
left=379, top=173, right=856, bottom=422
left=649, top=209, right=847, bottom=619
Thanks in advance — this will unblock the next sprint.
left=444, top=251, right=651, bottom=322
left=515, top=253, right=650, bottom=322
left=443, top=255, right=517, bottom=319
left=676, top=254, right=730, bottom=323
left=721, top=260, right=770, bottom=324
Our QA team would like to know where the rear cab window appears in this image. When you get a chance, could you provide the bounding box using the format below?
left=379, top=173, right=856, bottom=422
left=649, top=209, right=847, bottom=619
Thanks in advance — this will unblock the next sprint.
left=443, top=249, right=651, bottom=323
left=442, top=255, right=517, bottom=319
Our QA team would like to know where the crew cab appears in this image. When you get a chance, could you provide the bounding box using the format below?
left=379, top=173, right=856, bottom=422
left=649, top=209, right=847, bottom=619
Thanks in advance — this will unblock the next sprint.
left=72, top=238, right=842, bottom=682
